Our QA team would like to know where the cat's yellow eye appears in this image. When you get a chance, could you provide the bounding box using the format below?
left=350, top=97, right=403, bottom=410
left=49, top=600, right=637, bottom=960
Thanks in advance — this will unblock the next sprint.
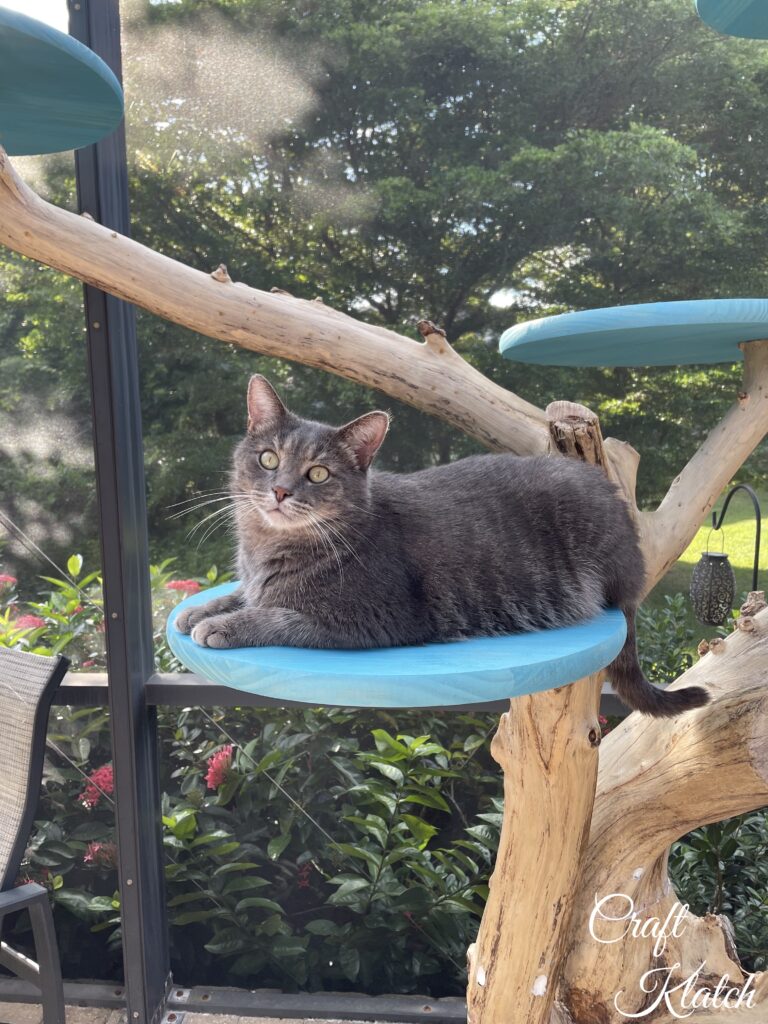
left=308, top=465, right=330, bottom=484
left=259, top=450, right=280, bottom=470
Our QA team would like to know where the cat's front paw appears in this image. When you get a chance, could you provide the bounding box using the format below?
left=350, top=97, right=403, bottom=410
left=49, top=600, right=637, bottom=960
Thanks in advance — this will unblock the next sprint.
left=176, top=606, right=209, bottom=635
left=191, top=614, right=245, bottom=649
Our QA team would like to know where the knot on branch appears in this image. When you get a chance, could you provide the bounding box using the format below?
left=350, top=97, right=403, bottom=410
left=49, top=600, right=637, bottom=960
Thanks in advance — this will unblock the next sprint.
left=741, top=591, right=767, bottom=616
left=738, top=615, right=757, bottom=634
left=697, top=639, right=711, bottom=657
left=210, top=263, right=232, bottom=284
left=708, top=636, right=726, bottom=655
left=417, top=318, right=456, bottom=357
left=270, top=285, right=293, bottom=296
left=546, top=401, right=609, bottom=475
left=80, top=211, right=95, bottom=221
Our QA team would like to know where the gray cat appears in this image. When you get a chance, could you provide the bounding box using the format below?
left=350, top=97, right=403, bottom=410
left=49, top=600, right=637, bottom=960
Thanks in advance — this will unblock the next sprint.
left=176, top=375, right=709, bottom=717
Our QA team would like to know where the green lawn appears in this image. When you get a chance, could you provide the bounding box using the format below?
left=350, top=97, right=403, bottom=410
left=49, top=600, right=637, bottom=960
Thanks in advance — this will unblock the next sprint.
left=645, top=483, right=765, bottom=640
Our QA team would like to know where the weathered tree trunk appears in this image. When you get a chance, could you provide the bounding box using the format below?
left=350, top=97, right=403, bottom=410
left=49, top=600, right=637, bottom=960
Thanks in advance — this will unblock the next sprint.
left=3, top=151, right=768, bottom=1022
left=466, top=674, right=603, bottom=1024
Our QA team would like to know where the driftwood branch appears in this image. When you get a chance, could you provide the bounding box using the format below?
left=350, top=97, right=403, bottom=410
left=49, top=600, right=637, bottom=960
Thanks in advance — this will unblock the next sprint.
left=0, top=148, right=547, bottom=456
left=559, top=606, right=768, bottom=1022
left=642, top=340, right=768, bottom=591
left=546, top=400, right=610, bottom=470
left=467, top=673, right=603, bottom=1024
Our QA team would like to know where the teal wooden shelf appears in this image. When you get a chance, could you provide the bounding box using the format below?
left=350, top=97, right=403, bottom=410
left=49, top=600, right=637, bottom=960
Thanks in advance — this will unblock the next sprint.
left=696, top=0, right=768, bottom=39
left=166, top=583, right=627, bottom=709
left=0, top=7, right=123, bottom=155
left=500, top=299, right=768, bottom=367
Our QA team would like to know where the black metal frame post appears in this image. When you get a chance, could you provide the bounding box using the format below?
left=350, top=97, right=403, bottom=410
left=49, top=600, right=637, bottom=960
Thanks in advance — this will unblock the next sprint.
left=68, top=2, right=170, bottom=1022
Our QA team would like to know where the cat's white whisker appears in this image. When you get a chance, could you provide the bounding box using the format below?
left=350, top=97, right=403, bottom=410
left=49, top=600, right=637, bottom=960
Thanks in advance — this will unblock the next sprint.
left=303, top=510, right=346, bottom=584
left=185, top=499, right=249, bottom=541
left=168, top=495, right=242, bottom=521
left=197, top=509, right=241, bottom=548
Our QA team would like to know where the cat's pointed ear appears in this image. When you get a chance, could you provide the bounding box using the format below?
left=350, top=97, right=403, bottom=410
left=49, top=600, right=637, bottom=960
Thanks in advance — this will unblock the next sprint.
left=336, top=411, right=390, bottom=470
left=247, top=375, right=288, bottom=432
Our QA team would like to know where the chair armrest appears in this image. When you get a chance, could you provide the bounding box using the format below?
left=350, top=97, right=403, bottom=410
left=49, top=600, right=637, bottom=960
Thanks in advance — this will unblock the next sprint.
left=0, top=882, right=48, bottom=916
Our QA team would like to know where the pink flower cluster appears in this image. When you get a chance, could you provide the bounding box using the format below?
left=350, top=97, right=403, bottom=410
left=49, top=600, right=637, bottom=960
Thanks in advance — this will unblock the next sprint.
left=205, top=745, right=233, bottom=790
left=84, top=841, right=118, bottom=868
left=166, top=580, right=202, bottom=596
left=80, top=764, right=114, bottom=809
left=0, top=574, right=17, bottom=587
left=13, top=614, right=46, bottom=630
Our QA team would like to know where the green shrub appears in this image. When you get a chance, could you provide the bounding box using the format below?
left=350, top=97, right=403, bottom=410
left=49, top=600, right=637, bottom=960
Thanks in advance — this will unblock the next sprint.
left=637, top=593, right=695, bottom=684
left=670, top=813, right=768, bottom=972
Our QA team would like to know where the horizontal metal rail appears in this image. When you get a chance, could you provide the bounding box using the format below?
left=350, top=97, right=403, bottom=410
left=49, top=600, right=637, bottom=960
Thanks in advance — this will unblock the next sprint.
left=55, top=671, right=628, bottom=715
left=0, top=978, right=467, bottom=1022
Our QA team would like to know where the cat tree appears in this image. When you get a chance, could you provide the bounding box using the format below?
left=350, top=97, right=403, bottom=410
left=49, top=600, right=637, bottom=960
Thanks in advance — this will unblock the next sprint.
left=2, top=4, right=768, bottom=1023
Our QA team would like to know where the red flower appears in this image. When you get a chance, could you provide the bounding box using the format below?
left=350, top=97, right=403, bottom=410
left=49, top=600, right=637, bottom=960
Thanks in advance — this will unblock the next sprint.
left=80, top=764, right=114, bottom=809
left=81, top=659, right=96, bottom=669
left=73, top=605, right=84, bottom=614
left=84, top=841, right=117, bottom=868
left=13, top=614, right=46, bottom=630
left=0, top=574, right=17, bottom=586
left=166, top=580, right=202, bottom=596
left=205, top=745, right=233, bottom=790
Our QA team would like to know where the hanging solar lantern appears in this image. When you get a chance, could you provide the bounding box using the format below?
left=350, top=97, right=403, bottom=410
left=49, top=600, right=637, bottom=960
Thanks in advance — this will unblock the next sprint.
left=690, top=536, right=736, bottom=626
left=690, top=484, right=762, bottom=627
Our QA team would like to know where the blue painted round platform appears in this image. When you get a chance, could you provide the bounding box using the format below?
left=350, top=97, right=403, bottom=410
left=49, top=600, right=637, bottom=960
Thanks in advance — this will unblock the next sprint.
left=166, top=583, right=627, bottom=708
left=500, top=299, right=768, bottom=367
left=0, top=8, right=123, bottom=155
left=696, top=0, right=768, bottom=39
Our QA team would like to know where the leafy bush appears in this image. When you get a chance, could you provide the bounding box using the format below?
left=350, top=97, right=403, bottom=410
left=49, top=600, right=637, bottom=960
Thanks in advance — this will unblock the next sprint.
left=12, top=699, right=500, bottom=994
left=637, top=593, right=695, bottom=684
left=670, top=812, right=768, bottom=972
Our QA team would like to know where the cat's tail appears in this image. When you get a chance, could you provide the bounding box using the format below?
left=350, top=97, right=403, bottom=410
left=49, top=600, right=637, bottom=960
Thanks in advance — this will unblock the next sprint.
left=608, top=606, right=710, bottom=717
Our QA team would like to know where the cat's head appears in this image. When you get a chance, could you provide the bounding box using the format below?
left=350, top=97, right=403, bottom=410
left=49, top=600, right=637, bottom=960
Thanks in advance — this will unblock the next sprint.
left=231, top=375, right=389, bottom=534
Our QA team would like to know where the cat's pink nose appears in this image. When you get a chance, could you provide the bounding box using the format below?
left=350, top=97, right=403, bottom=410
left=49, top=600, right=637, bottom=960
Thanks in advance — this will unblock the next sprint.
left=273, top=486, right=292, bottom=503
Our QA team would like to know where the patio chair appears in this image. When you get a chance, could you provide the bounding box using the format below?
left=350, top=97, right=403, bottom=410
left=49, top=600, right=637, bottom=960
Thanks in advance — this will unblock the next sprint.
left=0, top=648, right=69, bottom=1024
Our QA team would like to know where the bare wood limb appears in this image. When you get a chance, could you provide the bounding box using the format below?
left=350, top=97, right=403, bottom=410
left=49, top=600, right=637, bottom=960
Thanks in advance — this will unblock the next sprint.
left=642, top=340, right=768, bottom=591
left=559, top=607, right=768, bottom=1022
left=545, top=400, right=641, bottom=508
left=546, top=401, right=610, bottom=469
left=467, top=676, right=603, bottom=1024
left=0, top=147, right=547, bottom=456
